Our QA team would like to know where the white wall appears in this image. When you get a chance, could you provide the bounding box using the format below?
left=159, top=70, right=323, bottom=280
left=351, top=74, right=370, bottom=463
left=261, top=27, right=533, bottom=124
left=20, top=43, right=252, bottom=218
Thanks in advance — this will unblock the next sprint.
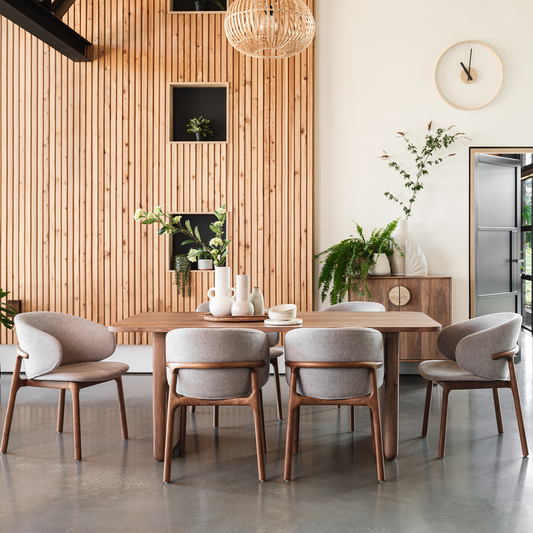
left=315, top=0, right=533, bottom=321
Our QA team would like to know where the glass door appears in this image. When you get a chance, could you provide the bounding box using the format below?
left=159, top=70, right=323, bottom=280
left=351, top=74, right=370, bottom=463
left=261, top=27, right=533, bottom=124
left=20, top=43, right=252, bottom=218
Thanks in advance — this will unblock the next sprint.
left=521, top=156, right=533, bottom=330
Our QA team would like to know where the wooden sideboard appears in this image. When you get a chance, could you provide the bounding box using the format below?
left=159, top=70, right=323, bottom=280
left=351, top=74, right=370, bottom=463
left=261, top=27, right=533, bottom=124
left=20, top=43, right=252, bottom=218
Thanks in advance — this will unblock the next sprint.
left=350, top=276, right=452, bottom=361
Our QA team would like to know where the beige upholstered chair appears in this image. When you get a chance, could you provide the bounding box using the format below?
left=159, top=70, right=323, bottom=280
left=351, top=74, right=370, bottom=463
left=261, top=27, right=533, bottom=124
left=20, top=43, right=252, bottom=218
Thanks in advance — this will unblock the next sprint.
left=195, top=302, right=285, bottom=422
left=419, top=313, right=528, bottom=458
left=1, top=312, right=128, bottom=461
left=164, top=328, right=270, bottom=483
left=283, top=327, right=385, bottom=482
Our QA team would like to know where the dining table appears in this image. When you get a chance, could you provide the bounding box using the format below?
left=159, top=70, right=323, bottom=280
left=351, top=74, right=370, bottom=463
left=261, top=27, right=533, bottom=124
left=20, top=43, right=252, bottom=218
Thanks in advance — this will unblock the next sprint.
left=108, top=311, right=442, bottom=462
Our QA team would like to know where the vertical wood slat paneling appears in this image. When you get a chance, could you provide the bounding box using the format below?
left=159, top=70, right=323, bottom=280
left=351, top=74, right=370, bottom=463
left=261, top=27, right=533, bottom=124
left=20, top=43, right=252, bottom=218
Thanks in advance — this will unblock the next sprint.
left=0, top=0, right=315, bottom=345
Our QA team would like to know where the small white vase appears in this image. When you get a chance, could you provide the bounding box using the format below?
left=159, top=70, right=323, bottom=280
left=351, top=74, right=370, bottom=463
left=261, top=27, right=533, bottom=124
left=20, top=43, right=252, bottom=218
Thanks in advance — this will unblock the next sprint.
left=369, top=253, right=391, bottom=276
left=231, top=275, right=254, bottom=316
left=198, top=259, right=213, bottom=270
left=250, top=286, right=264, bottom=315
left=208, top=266, right=235, bottom=316
left=390, top=219, right=411, bottom=276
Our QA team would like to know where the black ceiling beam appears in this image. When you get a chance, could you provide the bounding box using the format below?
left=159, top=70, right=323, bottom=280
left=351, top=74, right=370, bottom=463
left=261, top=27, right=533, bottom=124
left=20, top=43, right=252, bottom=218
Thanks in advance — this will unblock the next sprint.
left=0, top=0, right=90, bottom=62
left=51, top=0, right=77, bottom=20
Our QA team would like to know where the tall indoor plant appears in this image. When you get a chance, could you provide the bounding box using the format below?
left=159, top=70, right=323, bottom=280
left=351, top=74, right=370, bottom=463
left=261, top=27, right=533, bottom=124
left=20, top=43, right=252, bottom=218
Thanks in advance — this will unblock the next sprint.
left=315, top=219, right=402, bottom=304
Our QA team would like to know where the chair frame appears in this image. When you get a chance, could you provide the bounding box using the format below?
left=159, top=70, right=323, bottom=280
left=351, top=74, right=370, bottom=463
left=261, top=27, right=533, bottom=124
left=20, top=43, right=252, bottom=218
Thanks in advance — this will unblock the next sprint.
left=421, top=345, right=528, bottom=458
left=1, top=347, right=128, bottom=461
left=164, top=360, right=267, bottom=483
left=283, top=360, right=385, bottom=483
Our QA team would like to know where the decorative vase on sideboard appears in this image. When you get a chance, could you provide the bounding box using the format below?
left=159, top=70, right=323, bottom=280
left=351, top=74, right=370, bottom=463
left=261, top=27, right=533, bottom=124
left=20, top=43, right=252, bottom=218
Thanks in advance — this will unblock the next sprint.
left=369, top=253, right=391, bottom=276
left=207, top=266, right=235, bottom=316
left=390, top=219, right=411, bottom=276
left=231, top=275, right=254, bottom=316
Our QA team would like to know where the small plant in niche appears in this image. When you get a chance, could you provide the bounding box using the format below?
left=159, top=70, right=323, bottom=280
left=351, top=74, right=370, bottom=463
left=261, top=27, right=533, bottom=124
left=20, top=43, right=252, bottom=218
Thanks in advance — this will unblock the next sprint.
left=381, top=121, right=469, bottom=219
left=186, top=116, right=214, bottom=140
left=173, top=255, right=192, bottom=297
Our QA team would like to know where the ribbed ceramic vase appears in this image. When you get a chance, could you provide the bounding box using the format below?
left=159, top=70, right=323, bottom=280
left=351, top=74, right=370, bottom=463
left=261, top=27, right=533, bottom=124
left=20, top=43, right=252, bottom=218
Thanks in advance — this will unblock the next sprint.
left=207, top=266, right=235, bottom=316
left=250, top=286, right=264, bottom=315
left=390, top=219, right=411, bottom=276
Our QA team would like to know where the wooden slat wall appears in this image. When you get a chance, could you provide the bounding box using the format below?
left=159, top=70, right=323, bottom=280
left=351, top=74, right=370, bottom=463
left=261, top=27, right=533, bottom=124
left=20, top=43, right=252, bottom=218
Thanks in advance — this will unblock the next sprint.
left=0, top=0, right=315, bottom=345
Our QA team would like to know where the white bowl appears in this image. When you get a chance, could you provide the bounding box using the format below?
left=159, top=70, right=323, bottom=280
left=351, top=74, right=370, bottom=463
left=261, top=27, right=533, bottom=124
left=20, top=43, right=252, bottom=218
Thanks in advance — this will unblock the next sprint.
left=268, top=304, right=297, bottom=321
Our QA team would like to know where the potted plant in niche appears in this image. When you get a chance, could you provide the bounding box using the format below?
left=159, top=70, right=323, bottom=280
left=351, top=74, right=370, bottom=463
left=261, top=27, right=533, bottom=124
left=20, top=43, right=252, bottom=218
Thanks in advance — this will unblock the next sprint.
left=195, top=249, right=214, bottom=271
left=194, top=0, right=225, bottom=11
left=186, top=116, right=214, bottom=141
left=315, top=219, right=402, bottom=305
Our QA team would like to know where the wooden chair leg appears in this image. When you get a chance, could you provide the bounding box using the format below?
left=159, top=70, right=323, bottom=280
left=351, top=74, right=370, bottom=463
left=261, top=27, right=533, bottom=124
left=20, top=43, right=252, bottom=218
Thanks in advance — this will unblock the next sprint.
left=508, top=363, right=529, bottom=456
left=370, top=409, right=376, bottom=455
left=370, top=403, right=385, bottom=482
left=115, top=377, right=129, bottom=440
left=422, top=379, right=433, bottom=437
left=492, top=388, right=504, bottom=435
left=292, top=405, right=301, bottom=455
left=251, top=396, right=266, bottom=482
left=57, top=389, right=66, bottom=434
left=350, top=405, right=355, bottom=432
left=164, top=401, right=178, bottom=483
left=190, top=406, right=196, bottom=413
left=284, top=398, right=298, bottom=482
left=259, top=389, right=267, bottom=454
left=213, top=406, right=219, bottom=428
left=1, top=364, right=23, bottom=454
left=271, top=358, right=283, bottom=420
left=70, top=383, right=82, bottom=461
left=179, top=404, right=187, bottom=456
left=438, top=383, right=451, bottom=458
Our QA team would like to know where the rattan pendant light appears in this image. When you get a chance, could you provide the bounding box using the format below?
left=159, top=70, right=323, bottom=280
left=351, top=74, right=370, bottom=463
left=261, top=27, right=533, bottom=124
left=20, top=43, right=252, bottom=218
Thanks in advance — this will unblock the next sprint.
left=225, top=0, right=315, bottom=59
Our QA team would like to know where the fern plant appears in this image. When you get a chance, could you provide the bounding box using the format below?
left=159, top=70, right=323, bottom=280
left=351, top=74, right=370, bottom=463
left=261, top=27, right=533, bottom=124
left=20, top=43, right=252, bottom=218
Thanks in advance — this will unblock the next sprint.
left=174, top=255, right=191, bottom=297
left=315, top=219, right=402, bottom=305
left=0, top=289, right=17, bottom=329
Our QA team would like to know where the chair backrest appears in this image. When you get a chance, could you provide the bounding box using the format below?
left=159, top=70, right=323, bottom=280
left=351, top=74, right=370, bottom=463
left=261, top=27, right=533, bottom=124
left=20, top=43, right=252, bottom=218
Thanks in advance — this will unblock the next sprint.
left=284, top=327, right=384, bottom=400
left=166, top=328, right=270, bottom=400
left=197, top=301, right=279, bottom=346
left=14, top=312, right=117, bottom=379
left=438, top=313, right=522, bottom=380
left=319, top=302, right=385, bottom=312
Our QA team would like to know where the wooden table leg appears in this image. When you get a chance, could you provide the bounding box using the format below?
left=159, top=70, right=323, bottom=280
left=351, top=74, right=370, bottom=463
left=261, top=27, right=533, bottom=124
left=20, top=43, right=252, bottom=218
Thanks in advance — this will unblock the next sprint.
left=382, top=332, right=399, bottom=460
left=153, top=332, right=168, bottom=462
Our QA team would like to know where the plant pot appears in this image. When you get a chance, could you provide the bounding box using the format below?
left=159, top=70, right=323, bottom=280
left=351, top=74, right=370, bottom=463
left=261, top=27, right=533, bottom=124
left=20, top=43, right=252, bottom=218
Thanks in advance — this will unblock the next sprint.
left=195, top=132, right=203, bottom=141
left=369, top=253, right=391, bottom=276
left=195, top=1, right=206, bottom=11
left=198, top=259, right=213, bottom=270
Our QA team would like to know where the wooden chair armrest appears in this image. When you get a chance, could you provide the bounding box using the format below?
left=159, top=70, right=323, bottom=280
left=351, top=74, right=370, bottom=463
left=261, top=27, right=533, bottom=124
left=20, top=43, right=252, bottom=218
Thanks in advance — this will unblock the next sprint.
left=16, top=346, right=29, bottom=359
left=166, top=361, right=266, bottom=372
left=285, top=361, right=383, bottom=371
left=492, top=346, right=519, bottom=361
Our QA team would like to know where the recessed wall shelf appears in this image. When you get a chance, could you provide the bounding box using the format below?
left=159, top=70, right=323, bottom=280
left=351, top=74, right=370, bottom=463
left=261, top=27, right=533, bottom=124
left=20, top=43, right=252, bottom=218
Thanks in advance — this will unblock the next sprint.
left=169, top=83, right=229, bottom=143
left=169, top=0, right=227, bottom=15
left=167, top=212, right=227, bottom=272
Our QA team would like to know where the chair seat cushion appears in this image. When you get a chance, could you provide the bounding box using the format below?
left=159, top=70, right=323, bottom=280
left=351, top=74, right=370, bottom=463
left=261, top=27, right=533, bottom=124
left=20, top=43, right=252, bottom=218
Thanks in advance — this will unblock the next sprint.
left=419, top=360, right=504, bottom=383
left=269, top=347, right=284, bottom=359
left=32, top=361, right=129, bottom=382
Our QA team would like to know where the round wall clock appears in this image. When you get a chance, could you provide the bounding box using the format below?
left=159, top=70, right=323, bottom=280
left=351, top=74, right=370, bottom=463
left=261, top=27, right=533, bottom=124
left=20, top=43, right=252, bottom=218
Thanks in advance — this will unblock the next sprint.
left=434, top=40, right=504, bottom=110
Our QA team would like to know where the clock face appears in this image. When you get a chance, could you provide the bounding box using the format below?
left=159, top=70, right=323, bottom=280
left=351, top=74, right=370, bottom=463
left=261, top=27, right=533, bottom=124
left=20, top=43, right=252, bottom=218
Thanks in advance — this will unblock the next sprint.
left=434, top=41, right=504, bottom=110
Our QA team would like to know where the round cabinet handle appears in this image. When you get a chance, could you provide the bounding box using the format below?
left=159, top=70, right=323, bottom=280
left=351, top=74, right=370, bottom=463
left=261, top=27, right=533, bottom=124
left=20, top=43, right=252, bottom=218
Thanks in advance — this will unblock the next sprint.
left=389, top=286, right=411, bottom=307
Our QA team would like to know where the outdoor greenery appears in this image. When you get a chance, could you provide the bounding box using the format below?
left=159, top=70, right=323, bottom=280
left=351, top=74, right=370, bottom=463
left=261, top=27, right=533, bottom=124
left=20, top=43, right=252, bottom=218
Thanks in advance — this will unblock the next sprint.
left=0, top=289, right=17, bottom=329
left=174, top=255, right=191, bottom=297
left=134, top=205, right=230, bottom=267
left=186, top=116, right=214, bottom=138
left=315, top=219, right=402, bottom=305
left=381, top=121, right=468, bottom=219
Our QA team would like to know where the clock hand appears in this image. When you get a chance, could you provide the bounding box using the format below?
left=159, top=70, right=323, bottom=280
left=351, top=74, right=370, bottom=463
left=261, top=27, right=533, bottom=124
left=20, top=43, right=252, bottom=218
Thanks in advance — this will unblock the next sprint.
left=468, top=48, right=472, bottom=75
left=460, top=61, right=473, bottom=81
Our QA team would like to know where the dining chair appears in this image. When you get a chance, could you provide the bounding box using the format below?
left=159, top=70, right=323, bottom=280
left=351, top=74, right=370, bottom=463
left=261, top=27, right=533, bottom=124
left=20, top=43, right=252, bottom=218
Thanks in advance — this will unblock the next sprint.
left=164, top=328, right=270, bottom=483
left=320, top=301, right=385, bottom=423
left=419, top=312, right=528, bottom=458
left=195, top=302, right=285, bottom=422
left=283, top=327, right=385, bottom=483
left=1, top=312, right=128, bottom=461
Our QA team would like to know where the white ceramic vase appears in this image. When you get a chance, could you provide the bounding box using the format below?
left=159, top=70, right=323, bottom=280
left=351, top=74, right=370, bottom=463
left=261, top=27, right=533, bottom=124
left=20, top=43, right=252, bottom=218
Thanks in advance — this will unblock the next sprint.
left=390, top=219, right=411, bottom=276
left=369, top=253, right=391, bottom=276
left=231, top=275, right=254, bottom=316
left=250, top=286, right=264, bottom=315
left=207, top=266, right=235, bottom=316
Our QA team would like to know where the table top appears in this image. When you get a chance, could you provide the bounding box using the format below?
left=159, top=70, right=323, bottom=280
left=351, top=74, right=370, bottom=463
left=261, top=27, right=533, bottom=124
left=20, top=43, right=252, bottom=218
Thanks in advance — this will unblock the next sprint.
left=108, top=311, right=442, bottom=334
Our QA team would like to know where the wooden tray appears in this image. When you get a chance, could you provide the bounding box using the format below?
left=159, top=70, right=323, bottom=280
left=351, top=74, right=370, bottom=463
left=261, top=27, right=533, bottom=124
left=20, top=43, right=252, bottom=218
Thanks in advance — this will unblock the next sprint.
left=200, top=312, right=268, bottom=323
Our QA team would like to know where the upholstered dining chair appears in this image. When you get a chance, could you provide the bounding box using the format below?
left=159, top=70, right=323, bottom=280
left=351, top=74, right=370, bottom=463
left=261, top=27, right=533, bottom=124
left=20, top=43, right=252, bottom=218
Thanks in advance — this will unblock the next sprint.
left=164, top=328, right=270, bottom=483
left=320, top=301, right=385, bottom=423
left=1, top=312, right=128, bottom=461
left=195, top=302, right=285, bottom=422
left=283, top=327, right=385, bottom=483
left=419, top=312, right=528, bottom=458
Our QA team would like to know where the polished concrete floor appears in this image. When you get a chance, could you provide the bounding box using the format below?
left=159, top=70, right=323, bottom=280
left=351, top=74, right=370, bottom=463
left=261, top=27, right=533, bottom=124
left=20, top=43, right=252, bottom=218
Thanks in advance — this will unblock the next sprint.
left=1, top=340, right=533, bottom=533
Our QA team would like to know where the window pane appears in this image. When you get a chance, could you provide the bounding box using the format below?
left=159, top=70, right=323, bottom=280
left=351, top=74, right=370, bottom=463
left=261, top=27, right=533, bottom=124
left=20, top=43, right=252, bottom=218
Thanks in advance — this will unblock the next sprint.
left=522, top=232, right=532, bottom=276
left=522, top=177, right=532, bottom=226
left=522, top=279, right=532, bottom=330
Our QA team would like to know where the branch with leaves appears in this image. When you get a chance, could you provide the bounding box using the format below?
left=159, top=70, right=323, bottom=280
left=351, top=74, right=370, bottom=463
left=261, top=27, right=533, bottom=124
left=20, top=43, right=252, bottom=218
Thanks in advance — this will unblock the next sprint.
left=381, top=121, right=469, bottom=219
left=0, top=289, right=17, bottom=330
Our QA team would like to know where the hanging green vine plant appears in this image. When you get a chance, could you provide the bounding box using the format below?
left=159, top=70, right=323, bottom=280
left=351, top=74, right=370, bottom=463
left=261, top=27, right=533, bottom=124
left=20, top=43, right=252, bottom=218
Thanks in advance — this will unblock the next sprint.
left=174, top=254, right=191, bottom=297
